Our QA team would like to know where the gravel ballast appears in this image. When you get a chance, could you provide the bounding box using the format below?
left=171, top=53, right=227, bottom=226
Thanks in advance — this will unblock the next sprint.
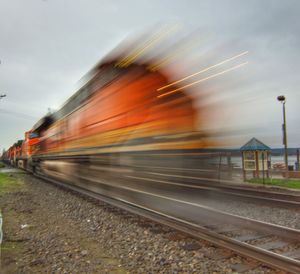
left=0, top=172, right=282, bottom=273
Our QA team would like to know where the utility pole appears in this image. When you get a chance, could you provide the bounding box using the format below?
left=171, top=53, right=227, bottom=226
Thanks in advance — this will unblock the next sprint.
left=277, top=95, right=288, bottom=177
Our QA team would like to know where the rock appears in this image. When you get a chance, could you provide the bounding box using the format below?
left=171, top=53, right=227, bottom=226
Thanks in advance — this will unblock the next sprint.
left=181, top=242, right=202, bottom=251
left=81, top=250, right=88, bottom=256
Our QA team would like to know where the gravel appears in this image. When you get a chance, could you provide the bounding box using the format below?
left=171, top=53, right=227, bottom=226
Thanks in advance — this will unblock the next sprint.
left=0, top=173, right=282, bottom=273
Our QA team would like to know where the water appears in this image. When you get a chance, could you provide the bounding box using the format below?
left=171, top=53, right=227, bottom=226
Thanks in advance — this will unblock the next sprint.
left=231, top=155, right=298, bottom=169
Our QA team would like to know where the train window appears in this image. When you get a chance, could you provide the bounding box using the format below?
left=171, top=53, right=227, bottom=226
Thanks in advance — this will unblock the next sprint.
left=29, top=132, right=39, bottom=139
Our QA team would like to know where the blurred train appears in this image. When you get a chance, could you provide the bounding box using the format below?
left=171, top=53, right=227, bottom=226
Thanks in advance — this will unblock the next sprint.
left=2, top=45, right=232, bottom=189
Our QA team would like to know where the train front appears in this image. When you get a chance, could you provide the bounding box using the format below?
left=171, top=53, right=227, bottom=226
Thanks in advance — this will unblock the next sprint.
left=27, top=34, right=230, bottom=196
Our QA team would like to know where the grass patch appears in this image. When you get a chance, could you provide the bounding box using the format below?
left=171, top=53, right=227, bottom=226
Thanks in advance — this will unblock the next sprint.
left=247, top=178, right=300, bottom=189
left=0, top=161, right=5, bottom=168
left=1, top=241, right=24, bottom=273
left=1, top=241, right=23, bottom=251
left=0, top=173, right=24, bottom=193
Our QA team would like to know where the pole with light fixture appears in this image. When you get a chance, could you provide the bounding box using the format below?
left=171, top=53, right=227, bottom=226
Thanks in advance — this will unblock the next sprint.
left=277, top=95, right=288, bottom=177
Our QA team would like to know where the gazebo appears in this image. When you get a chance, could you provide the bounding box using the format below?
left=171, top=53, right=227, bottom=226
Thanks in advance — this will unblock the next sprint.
left=240, top=138, right=271, bottom=180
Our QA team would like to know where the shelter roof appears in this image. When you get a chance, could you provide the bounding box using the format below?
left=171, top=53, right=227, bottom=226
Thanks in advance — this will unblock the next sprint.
left=240, top=137, right=271, bottom=151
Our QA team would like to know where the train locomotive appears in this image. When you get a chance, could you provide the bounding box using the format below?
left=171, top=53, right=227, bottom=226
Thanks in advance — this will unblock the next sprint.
left=2, top=48, right=230, bottom=192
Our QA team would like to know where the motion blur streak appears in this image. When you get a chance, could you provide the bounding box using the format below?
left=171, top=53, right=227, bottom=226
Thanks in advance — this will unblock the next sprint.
left=158, top=61, right=249, bottom=98
left=148, top=36, right=203, bottom=71
left=116, top=25, right=178, bottom=67
left=157, top=51, right=249, bottom=91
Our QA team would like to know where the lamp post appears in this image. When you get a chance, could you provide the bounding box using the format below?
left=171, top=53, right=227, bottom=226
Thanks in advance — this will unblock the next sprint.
left=277, top=95, right=288, bottom=177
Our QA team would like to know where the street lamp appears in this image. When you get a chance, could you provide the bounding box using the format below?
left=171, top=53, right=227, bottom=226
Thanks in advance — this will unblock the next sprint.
left=0, top=94, right=6, bottom=100
left=277, top=95, right=288, bottom=176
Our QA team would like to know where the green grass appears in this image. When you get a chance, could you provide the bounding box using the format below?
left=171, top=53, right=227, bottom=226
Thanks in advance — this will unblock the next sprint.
left=0, top=173, right=24, bottom=193
left=247, top=178, right=300, bottom=189
left=0, top=161, right=5, bottom=168
left=1, top=241, right=23, bottom=251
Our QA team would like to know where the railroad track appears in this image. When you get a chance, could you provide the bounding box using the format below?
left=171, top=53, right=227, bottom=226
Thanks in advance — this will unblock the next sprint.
left=78, top=163, right=300, bottom=208
left=127, top=166, right=300, bottom=208
left=35, top=171, right=300, bottom=273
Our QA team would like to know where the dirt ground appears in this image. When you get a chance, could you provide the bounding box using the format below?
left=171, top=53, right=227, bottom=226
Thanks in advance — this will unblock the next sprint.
left=0, top=170, right=280, bottom=274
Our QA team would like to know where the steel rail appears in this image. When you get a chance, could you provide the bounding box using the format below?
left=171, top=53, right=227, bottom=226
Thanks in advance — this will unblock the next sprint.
left=86, top=164, right=300, bottom=207
left=35, top=173, right=300, bottom=273
left=124, top=173, right=300, bottom=208
left=141, top=170, right=300, bottom=201
left=32, top=154, right=300, bottom=205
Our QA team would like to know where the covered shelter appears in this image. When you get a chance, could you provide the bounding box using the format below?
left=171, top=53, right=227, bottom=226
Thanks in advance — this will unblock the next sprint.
left=240, top=137, right=271, bottom=180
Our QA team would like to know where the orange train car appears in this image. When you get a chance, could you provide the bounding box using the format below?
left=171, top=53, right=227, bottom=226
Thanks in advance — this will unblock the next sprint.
left=2, top=131, right=40, bottom=169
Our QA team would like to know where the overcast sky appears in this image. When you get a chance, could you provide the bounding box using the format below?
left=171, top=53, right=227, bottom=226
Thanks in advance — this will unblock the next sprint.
left=0, top=0, right=299, bottom=151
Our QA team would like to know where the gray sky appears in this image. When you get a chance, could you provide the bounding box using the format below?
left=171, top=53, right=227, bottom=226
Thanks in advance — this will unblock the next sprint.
left=0, top=0, right=299, bottom=150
